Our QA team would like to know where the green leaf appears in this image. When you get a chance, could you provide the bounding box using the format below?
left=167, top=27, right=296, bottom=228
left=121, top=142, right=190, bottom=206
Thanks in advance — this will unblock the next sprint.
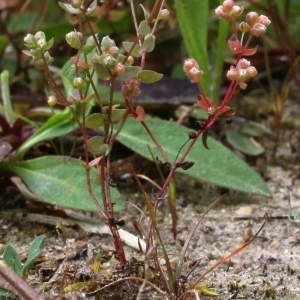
left=195, top=285, right=219, bottom=296
left=86, top=136, right=107, bottom=155
left=225, top=128, right=264, bottom=156
left=22, top=235, right=46, bottom=279
left=58, top=2, right=81, bottom=14
left=111, top=108, right=126, bottom=123
left=294, top=212, right=300, bottom=222
left=14, top=108, right=77, bottom=159
left=142, top=36, right=155, bottom=53
left=0, top=35, right=8, bottom=54
left=0, top=289, right=10, bottom=296
left=93, top=61, right=111, bottom=80
left=239, top=119, right=272, bottom=137
left=117, top=66, right=141, bottom=81
left=3, top=244, right=22, bottom=277
left=0, top=156, right=124, bottom=212
left=175, top=0, right=212, bottom=97
left=86, top=113, right=105, bottom=128
left=86, top=0, right=97, bottom=15
left=122, top=42, right=142, bottom=57
left=140, top=4, right=150, bottom=20
left=42, top=38, right=54, bottom=51
left=139, top=70, right=163, bottom=84
left=101, top=36, right=115, bottom=52
left=138, top=20, right=151, bottom=36
left=212, top=16, right=229, bottom=105
left=117, top=118, right=271, bottom=196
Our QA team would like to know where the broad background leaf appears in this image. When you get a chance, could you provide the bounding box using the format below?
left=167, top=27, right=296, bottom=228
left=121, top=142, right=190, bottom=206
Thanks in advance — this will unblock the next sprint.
left=175, top=0, right=212, bottom=97
left=116, top=118, right=271, bottom=197
left=225, top=128, right=264, bottom=156
left=0, top=156, right=124, bottom=212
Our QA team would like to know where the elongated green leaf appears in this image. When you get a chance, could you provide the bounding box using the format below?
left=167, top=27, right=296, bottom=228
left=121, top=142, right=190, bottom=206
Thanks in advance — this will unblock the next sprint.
left=22, top=235, right=46, bottom=279
left=213, top=15, right=229, bottom=105
left=225, top=128, right=264, bottom=156
left=14, top=108, right=77, bottom=159
left=0, top=289, right=9, bottom=296
left=175, top=0, right=212, bottom=96
left=139, top=70, right=163, bottom=84
left=117, top=118, right=270, bottom=196
left=0, top=156, right=124, bottom=212
left=3, top=244, right=22, bottom=277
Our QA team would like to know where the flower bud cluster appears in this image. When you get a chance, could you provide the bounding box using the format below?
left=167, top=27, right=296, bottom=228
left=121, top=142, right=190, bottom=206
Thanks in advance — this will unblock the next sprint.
left=244, top=12, right=271, bottom=36
left=215, top=0, right=243, bottom=22
left=95, top=36, right=122, bottom=70
left=122, top=79, right=141, bottom=98
left=183, top=58, right=204, bottom=83
left=226, top=58, right=257, bottom=89
left=23, top=31, right=54, bottom=69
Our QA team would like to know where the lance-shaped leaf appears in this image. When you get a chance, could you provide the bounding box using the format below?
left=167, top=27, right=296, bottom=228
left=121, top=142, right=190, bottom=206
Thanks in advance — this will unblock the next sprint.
left=116, top=118, right=271, bottom=197
left=0, top=156, right=124, bottom=212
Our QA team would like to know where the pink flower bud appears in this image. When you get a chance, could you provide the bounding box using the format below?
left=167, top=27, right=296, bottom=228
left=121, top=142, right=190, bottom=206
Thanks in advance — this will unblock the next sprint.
left=258, top=15, right=271, bottom=27
left=238, top=82, right=247, bottom=90
left=122, top=79, right=141, bottom=98
left=237, top=58, right=250, bottom=69
left=226, top=66, right=238, bottom=80
left=183, top=58, right=198, bottom=71
left=187, top=68, right=204, bottom=83
left=183, top=59, right=203, bottom=83
left=246, top=12, right=259, bottom=27
left=246, top=66, right=257, bottom=77
left=251, top=23, right=267, bottom=36
left=135, top=106, right=145, bottom=122
left=215, top=6, right=230, bottom=20
left=223, top=0, right=234, bottom=11
left=231, top=5, right=244, bottom=18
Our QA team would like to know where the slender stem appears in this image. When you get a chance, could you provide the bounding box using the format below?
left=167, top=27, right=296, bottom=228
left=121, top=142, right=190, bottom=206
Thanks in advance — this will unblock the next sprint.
left=0, top=261, right=46, bottom=300
left=129, top=0, right=140, bottom=39
left=141, top=120, right=169, bottom=163
left=147, top=0, right=164, bottom=24
left=150, top=0, right=165, bottom=34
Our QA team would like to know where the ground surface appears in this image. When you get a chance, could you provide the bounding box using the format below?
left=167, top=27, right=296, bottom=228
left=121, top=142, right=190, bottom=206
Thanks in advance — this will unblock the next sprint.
left=1, top=159, right=300, bottom=299
left=1, top=93, right=300, bottom=300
